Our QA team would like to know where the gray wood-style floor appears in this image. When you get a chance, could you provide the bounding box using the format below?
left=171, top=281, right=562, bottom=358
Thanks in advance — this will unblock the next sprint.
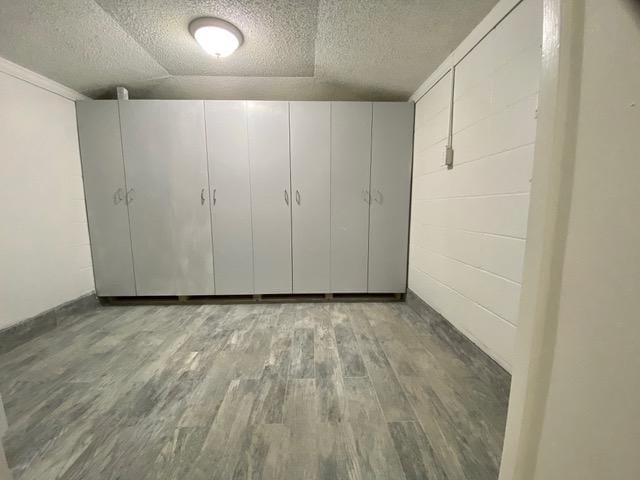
left=0, top=301, right=510, bottom=480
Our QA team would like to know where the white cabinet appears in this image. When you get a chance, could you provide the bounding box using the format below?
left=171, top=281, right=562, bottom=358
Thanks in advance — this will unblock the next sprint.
left=205, top=101, right=254, bottom=295
left=76, top=101, right=136, bottom=296
left=119, top=100, right=214, bottom=296
left=290, top=102, right=331, bottom=293
left=78, top=99, right=413, bottom=297
left=247, top=101, right=293, bottom=294
left=368, top=102, right=414, bottom=293
left=330, top=102, right=373, bottom=293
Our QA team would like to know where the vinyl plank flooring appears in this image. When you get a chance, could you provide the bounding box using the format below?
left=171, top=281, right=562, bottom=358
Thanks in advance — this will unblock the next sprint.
left=348, top=305, right=417, bottom=422
left=284, top=378, right=318, bottom=479
left=231, top=423, right=290, bottom=480
left=343, top=377, right=407, bottom=480
left=315, top=309, right=345, bottom=424
left=316, top=422, right=361, bottom=480
left=334, top=324, right=367, bottom=378
left=388, top=421, right=447, bottom=480
left=0, top=300, right=509, bottom=480
left=249, top=306, right=292, bottom=425
left=290, top=328, right=315, bottom=379
left=143, top=426, right=209, bottom=480
left=189, top=378, right=260, bottom=479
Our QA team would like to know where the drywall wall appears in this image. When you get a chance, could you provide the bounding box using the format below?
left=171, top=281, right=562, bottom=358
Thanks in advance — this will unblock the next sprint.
left=499, top=0, right=640, bottom=478
left=409, top=0, right=542, bottom=370
left=0, top=61, right=94, bottom=330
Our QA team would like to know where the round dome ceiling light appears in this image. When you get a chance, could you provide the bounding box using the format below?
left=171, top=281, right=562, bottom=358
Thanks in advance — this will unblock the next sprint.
left=189, top=17, right=243, bottom=58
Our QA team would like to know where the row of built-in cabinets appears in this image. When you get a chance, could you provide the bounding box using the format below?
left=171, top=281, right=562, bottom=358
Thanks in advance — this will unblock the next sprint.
left=76, top=100, right=414, bottom=297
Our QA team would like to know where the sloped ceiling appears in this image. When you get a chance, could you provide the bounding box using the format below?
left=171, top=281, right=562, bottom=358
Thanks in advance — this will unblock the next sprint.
left=0, top=0, right=498, bottom=100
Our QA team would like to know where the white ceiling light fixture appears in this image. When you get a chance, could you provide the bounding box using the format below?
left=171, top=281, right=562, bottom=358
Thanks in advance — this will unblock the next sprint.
left=189, top=17, right=243, bottom=58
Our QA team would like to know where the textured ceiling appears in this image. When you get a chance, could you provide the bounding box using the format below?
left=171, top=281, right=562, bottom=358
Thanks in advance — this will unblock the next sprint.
left=94, top=0, right=319, bottom=77
left=0, top=0, right=498, bottom=100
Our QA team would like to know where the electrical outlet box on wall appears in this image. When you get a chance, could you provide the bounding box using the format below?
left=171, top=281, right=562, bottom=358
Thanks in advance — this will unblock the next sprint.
left=445, top=145, right=454, bottom=169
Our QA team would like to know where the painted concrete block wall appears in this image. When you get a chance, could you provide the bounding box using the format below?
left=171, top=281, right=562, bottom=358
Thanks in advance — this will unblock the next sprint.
left=409, top=0, right=542, bottom=371
left=0, top=69, right=94, bottom=330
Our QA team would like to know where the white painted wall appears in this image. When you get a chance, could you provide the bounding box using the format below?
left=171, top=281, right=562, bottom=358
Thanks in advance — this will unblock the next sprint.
left=0, top=61, right=94, bottom=330
left=409, top=0, right=542, bottom=370
left=500, top=0, right=640, bottom=478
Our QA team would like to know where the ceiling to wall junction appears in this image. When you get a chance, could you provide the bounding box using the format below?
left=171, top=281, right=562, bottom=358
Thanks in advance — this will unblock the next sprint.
left=0, top=0, right=498, bottom=100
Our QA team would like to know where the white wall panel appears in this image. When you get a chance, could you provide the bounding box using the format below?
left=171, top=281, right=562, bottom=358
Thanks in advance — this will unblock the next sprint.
left=409, top=267, right=516, bottom=369
left=413, top=139, right=448, bottom=177
left=492, top=45, right=542, bottom=111
left=413, top=194, right=531, bottom=239
left=411, top=245, right=522, bottom=325
left=413, top=144, right=534, bottom=201
left=412, top=72, right=451, bottom=177
left=414, top=107, right=451, bottom=154
left=411, top=223, right=526, bottom=283
left=409, top=0, right=542, bottom=370
left=452, top=79, right=492, bottom=133
left=451, top=119, right=493, bottom=165
left=0, top=70, right=94, bottom=329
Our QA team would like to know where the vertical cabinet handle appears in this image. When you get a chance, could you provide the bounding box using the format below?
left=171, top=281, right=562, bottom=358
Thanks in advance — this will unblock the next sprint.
left=113, top=188, right=124, bottom=205
left=295, top=190, right=301, bottom=205
left=373, top=189, right=383, bottom=204
left=201, top=188, right=206, bottom=205
left=125, top=188, right=135, bottom=205
left=362, top=189, right=371, bottom=204
left=284, top=189, right=289, bottom=205
left=212, top=188, right=217, bottom=206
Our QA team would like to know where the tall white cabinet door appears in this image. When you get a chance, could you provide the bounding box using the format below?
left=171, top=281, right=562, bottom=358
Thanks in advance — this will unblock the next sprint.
left=119, top=100, right=214, bottom=296
left=76, top=101, right=136, bottom=296
left=247, top=101, right=292, bottom=294
left=369, top=103, right=414, bottom=293
left=330, top=102, right=372, bottom=293
left=205, top=101, right=254, bottom=295
left=290, top=102, right=331, bottom=293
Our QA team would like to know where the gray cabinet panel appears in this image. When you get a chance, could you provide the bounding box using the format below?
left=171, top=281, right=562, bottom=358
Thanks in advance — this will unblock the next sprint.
left=247, top=101, right=292, bottom=294
left=205, top=101, right=254, bottom=295
left=369, top=103, right=414, bottom=293
left=76, top=101, right=136, bottom=296
left=119, top=100, right=214, bottom=296
left=290, top=102, right=331, bottom=293
left=330, top=102, right=372, bottom=293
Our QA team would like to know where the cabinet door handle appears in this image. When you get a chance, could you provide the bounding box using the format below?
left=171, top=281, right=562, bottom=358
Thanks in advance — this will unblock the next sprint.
left=125, top=188, right=135, bottom=205
left=373, top=189, right=383, bottom=204
left=295, top=190, right=301, bottom=205
left=212, top=188, right=217, bottom=205
left=284, top=189, right=289, bottom=205
left=201, top=188, right=206, bottom=205
left=113, top=188, right=124, bottom=205
left=362, top=189, right=371, bottom=204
